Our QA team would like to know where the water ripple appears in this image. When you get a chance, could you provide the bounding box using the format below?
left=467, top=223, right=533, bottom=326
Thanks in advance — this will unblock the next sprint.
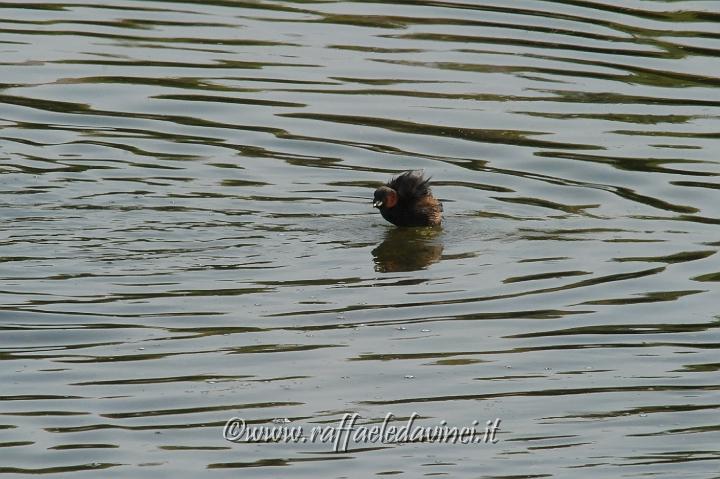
left=1, top=1, right=719, bottom=478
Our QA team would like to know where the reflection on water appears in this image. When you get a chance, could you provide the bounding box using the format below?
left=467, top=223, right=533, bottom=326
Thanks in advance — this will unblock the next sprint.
left=372, top=227, right=443, bottom=272
left=1, top=0, right=719, bottom=478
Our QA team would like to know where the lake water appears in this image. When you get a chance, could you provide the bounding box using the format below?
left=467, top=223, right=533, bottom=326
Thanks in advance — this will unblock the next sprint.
left=1, top=1, right=719, bottom=477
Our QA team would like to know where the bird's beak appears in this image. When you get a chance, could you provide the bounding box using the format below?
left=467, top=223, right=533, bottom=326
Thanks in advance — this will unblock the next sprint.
left=373, top=200, right=383, bottom=208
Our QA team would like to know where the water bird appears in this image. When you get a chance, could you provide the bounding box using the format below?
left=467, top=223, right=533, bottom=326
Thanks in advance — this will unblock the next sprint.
left=373, top=171, right=443, bottom=227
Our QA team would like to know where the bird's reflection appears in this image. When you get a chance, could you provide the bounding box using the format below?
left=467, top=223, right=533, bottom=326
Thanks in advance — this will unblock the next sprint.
left=371, top=227, right=444, bottom=273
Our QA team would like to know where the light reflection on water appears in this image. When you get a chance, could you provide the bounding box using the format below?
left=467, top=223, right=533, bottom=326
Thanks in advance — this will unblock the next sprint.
left=1, top=1, right=719, bottom=477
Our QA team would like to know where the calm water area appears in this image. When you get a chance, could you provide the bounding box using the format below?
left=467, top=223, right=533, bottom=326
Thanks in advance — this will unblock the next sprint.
left=1, top=1, right=719, bottom=477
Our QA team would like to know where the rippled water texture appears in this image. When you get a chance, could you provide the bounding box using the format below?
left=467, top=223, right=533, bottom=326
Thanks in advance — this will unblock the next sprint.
left=2, top=1, right=720, bottom=477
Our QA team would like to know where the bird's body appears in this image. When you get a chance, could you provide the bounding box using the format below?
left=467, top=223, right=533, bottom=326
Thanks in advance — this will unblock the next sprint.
left=373, top=171, right=443, bottom=227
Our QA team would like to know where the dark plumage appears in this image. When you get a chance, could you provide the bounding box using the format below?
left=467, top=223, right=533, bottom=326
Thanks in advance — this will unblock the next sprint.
left=373, top=171, right=443, bottom=227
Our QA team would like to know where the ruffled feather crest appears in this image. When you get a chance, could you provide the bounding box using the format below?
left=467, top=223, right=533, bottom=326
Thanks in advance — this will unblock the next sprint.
left=386, top=170, right=432, bottom=203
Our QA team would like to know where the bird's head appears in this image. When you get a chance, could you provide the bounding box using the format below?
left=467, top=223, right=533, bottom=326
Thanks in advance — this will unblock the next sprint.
left=373, top=186, right=398, bottom=209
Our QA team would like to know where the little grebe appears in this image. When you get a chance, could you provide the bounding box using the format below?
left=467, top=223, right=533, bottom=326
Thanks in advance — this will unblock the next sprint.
left=373, top=171, right=443, bottom=227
